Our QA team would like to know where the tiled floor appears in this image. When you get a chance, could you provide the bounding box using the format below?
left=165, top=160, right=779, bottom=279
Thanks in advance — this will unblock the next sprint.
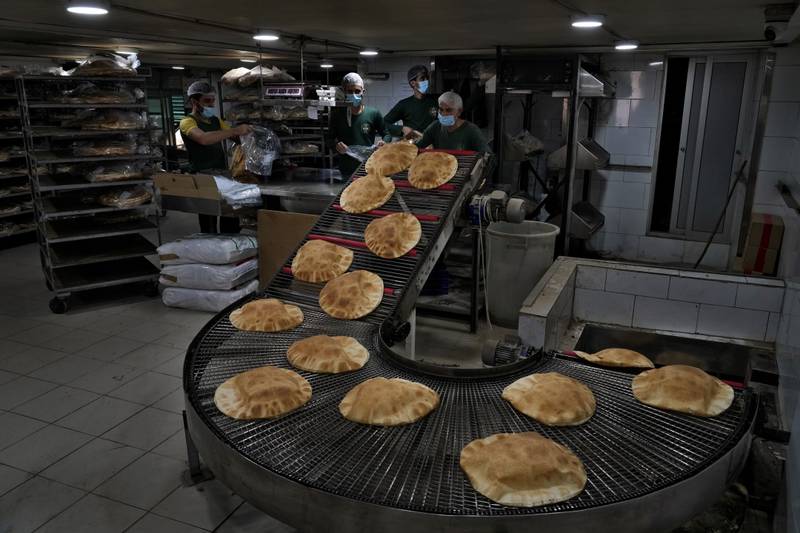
left=0, top=212, right=503, bottom=532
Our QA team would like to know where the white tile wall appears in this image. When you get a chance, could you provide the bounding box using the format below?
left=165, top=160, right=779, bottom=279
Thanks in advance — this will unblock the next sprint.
left=765, top=102, right=800, bottom=137
left=628, top=99, right=660, bottom=128
left=633, top=296, right=699, bottom=333
left=574, top=288, right=634, bottom=326
left=735, top=284, right=784, bottom=312
left=769, top=66, right=800, bottom=102
left=605, top=270, right=669, bottom=298
left=682, top=242, right=730, bottom=271
left=601, top=127, right=653, bottom=156
left=760, top=137, right=797, bottom=172
left=622, top=169, right=652, bottom=184
left=637, top=236, right=684, bottom=263
left=591, top=181, right=647, bottom=209
left=575, top=265, right=606, bottom=290
left=766, top=312, right=780, bottom=343
left=668, top=276, right=737, bottom=306
left=597, top=100, right=630, bottom=127
left=610, top=70, right=657, bottom=100
left=697, top=304, right=769, bottom=341
left=619, top=208, right=649, bottom=235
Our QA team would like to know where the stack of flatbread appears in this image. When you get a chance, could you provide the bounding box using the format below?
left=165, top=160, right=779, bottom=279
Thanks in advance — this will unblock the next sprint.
left=573, top=348, right=654, bottom=369
left=460, top=432, right=586, bottom=507
left=339, top=377, right=439, bottom=426
left=97, top=187, right=152, bottom=208
left=291, top=240, right=353, bottom=283
left=364, top=213, right=421, bottom=259
left=214, top=365, right=311, bottom=420
left=319, top=270, right=383, bottom=319
left=365, top=142, right=418, bottom=176
left=632, top=364, right=734, bottom=417
left=287, top=335, right=369, bottom=373
left=229, top=298, right=304, bottom=332
left=408, top=152, right=458, bottom=189
left=502, top=372, right=595, bottom=426
left=340, top=171, right=395, bottom=214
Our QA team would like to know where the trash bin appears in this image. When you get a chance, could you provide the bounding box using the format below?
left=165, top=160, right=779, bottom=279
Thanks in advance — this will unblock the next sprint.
left=485, top=221, right=560, bottom=328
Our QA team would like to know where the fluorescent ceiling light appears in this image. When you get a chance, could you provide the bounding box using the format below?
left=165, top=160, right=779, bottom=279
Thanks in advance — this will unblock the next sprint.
left=66, top=0, right=109, bottom=15
left=253, top=32, right=279, bottom=41
left=571, top=15, right=605, bottom=28
left=359, top=50, right=379, bottom=56
left=171, top=66, right=185, bottom=70
left=240, top=58, right=257, bottom=63
left=614, top=40, right=639, bottom=51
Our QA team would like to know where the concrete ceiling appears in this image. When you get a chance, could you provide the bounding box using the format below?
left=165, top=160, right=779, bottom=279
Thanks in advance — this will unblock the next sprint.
left=0, top=0, right=780, bottom=69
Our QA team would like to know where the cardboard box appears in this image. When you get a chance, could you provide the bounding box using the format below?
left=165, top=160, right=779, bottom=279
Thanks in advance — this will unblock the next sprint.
left=154, top=172, right=238, bottom=216
left=742, top=246, right=779, bottom=276
left=746, top=213, right=784, bottom=251
left=257, top=210, right=318, bottom=288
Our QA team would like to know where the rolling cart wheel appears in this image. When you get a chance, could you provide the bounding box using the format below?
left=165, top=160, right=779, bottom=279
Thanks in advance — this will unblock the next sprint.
left=49, top=297, right=69, bottom=314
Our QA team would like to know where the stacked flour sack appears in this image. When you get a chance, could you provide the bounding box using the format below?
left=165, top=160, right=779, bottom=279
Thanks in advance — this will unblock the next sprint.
left=158, top=234, right=259, bottom=312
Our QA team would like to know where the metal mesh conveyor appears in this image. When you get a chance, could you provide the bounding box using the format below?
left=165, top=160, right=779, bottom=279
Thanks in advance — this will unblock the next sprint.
left=184, top=151, right=757, bottom=533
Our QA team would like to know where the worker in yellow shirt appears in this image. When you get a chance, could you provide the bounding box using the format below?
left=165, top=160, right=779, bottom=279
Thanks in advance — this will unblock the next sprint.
left=179, top=81, right=252, bottom=233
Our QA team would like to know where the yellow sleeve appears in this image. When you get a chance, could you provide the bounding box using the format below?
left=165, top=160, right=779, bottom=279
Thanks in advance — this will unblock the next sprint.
left=219, top=118, right=230, bottom=130
left=179, top=116, right=198, bottom=136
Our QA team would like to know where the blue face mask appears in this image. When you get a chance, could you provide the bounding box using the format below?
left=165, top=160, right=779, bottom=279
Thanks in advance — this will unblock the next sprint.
left=438, top=112, right=455, bottom=127
left=201, top=106, right=217, bottom=118
left=417, top=80, right=429, bottom=94
left=345, top=93, right=363, bottom=106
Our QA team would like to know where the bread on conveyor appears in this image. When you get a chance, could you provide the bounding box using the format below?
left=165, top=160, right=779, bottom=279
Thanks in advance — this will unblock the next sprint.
left=229, top=298, right=304, bottom=332
left=339, top=171, right=395, bottom=214
left=319, top=270, right=384, bottom=320
left=291, top=239, right=353, bottom=283
left=338, top=377, right=439, bottom=426
left=214, top=366, right=311, bottom=420
left=364, top=213, right=421, bottom=259
left=408, top=151, right=458, bottom=189
left=459, top=432, right=587, bottom=507
left=502, top=372, right=596, bottom=426
left=632, top=364, right=734, bottom=417
left=287, top=335, right=369, bottom=373
left=573, top=348, right=654, bottom=369
left=365, top=141, right=418, bottom=176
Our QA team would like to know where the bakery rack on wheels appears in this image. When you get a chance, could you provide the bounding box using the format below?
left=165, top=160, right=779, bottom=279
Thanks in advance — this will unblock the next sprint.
left=0, top=77, right=35, bottom=247
left=17, top=75, right=163, bottom=314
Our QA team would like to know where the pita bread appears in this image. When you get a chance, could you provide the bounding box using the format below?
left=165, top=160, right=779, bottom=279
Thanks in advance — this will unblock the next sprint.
left=573, top=348, right=654, bottom=369
left=286, top=335, right=369, bottom=373
left=460, top=432, right=586, bottom=507
left=319, top=270, right=384, bottom=319
left=338, top=377, right=439, bottom=426
left=214, top=366, right=312, bottom=420
left=632, top=364, right=734, bottom=417
left=364, top=213, right=421, bottom=259
left=291, top=240, right=354, bottom=283
left=340, top=172, right=395, bottom=214
left=408, top=151, right=458, bottom=189
left=502, top=372, right=595, bottom=426
left=365, top=142, right=418, bottom=175
left=229, top=298, right=303, bottom=332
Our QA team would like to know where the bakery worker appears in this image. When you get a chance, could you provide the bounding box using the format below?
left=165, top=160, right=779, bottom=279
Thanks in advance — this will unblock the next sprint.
left=415, top=91, right=490, bottom=153
left=330, top=72, right=388, bottom=178
left=384, top=64, right=438, bottom=140
left=179, top=80, right=253, bottom=233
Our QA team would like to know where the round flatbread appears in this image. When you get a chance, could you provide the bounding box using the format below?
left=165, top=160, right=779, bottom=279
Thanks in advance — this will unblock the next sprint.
left=291, top=240, right=353, bottom=283
left=319, top=270, right=383, bottom=320
left=214, top=366, right=312, bottom=420
left=340, top=173, right=395, bottom=213
left=364, top=213, right=421, bottom=259
left=365, top=141, right=418, bottom=175
left=229, top=298, right=303, bottom=332
left=632, top=364, right=734, bottom=417
left=339, top=377, right=439, bottom=426
left=286, top=335, right=369, bottom=374
left=408, top=151, right=458, bottom=189
left=502, top=372, right=595, bottom=426
left=573, top=348, right=654, bottom=369
left=460, top=432, right=586, bottom=507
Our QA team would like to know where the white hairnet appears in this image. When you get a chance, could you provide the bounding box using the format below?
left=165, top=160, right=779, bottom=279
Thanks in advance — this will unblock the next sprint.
left=438, top=91, right=463, bottom=111
left=342, top=72, right=364, bottom=88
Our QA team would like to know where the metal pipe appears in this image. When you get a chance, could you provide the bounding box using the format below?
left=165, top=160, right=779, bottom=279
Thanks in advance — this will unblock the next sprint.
left=557, top=55, right=581, bottom=255
left=491, top=45, right=505, bottom=185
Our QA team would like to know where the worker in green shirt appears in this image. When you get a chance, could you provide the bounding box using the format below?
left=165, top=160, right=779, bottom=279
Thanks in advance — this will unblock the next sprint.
left=330, top=72, right=387, bottom=178
left=416, top=91, right=490, bottom=153
left=384, top=64, right=438, bottom=141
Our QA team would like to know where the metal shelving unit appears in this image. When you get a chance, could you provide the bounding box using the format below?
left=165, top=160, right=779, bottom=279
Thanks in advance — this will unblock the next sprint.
left=0, top=77, right=35, bottom=246
left=18, top=75, right=162, bottom=313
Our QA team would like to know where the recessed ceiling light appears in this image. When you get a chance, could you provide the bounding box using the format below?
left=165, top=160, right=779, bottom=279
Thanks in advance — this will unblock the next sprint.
left=615, top=40, right=640, bottom=51
left=253, top=32, right=279, bottom=41
left=240, top=58, right=257, bottom=63
left=66, top=0, right=109, bottom=15
left=649, top=61, right=664, bottom=66
left=359, top=50, right=379, bottom=56
left=320, top=61, right=334, bottom=69
left=171, top=66, right=185, bottom=70
left=571, top=15, right=605, bottom=28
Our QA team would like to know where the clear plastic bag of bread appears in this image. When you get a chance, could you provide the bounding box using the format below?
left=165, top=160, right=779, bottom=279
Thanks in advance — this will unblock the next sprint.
left=70, top=52, right=140, bottom=77
left=241, top=126, right=281, bottom=177
left=97, top=186, right=152, bottom=208
left=86, top=161, right=150, bottom=183
left=73, top=134, right=138, bottom=156
left=55, top=82, right=144, bottom=104
left=79, top=110, right=147, bottom=131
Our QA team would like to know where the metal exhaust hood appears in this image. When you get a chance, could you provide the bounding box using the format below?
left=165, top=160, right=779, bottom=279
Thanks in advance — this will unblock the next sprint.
left=547, top=138, right=610, bottom=170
